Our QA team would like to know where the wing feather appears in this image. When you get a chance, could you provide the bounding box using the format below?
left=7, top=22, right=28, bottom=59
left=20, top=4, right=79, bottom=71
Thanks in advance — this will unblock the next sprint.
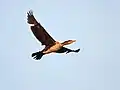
left=27, top=10, right=56, bottom=46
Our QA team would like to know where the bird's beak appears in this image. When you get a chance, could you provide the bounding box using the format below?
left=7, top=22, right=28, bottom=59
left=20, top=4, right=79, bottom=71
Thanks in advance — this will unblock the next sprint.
left=61, top=40, right=76, bottom=46
left=72, top=40, right=76, bottom=42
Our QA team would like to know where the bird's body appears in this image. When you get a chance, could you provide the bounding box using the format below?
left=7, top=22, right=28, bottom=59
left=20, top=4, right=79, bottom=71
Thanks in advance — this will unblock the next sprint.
left=27, top=10, right=80, bottom=60
left=43, top=42, right=63, bottom=54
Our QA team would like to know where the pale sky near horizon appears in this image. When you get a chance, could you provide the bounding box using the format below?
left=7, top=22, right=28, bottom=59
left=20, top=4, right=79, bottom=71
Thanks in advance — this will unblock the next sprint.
left=1, top=0, right=120, bottom=90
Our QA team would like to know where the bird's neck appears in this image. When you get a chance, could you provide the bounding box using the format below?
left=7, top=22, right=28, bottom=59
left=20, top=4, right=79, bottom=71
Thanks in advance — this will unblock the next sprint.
left=61, top=40, right=76, bottom=46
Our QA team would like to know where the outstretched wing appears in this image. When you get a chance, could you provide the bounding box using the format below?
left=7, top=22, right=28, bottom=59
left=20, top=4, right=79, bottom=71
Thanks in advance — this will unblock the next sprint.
left=27, top=10, right=56, bottom=46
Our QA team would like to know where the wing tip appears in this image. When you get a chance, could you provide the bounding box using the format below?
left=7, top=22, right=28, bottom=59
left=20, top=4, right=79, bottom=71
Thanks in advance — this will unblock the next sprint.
left=27, top=10, right=36, bottom=24
left=27, top=10, right=33, bottom=16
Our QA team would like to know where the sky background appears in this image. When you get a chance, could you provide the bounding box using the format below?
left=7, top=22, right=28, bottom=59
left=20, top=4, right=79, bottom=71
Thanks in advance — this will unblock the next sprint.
left=0, top=0, right=120, bottom=90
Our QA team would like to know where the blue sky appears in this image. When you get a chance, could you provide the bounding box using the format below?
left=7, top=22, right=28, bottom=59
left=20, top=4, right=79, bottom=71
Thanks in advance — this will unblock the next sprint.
left=0, top=0, right=120, bottom=90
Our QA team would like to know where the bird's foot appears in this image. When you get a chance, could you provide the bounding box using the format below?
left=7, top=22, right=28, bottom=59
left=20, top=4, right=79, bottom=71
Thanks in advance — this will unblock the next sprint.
left=74, top=48, right=80, bottom=53
left=66, top=48, right=80, bottom=54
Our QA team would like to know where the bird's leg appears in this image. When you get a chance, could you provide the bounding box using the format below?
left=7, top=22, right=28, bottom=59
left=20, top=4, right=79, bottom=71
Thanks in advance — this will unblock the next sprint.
left=66, top=48, right=80, bottom=54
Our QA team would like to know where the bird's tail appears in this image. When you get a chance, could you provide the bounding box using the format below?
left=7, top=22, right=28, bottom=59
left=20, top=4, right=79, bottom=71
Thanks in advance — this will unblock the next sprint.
left=32, top=51, right=44, bottom=60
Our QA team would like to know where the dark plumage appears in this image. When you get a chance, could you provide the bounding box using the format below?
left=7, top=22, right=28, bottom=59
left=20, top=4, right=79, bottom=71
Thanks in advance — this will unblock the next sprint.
left=27, top=10, right=80, bottom=60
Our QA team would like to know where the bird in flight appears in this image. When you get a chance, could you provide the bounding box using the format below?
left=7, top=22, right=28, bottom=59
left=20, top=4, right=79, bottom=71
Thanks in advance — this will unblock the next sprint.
left=27, top=10, right=80, bottom=60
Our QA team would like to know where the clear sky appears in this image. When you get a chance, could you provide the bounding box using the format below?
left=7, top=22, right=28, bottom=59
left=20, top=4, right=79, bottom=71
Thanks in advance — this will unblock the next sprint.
left=0, top=0, right=120, bottom=90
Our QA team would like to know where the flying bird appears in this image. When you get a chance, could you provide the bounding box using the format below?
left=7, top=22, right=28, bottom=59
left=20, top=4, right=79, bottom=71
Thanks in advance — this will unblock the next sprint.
left=27, top=10, right=80, bottom=60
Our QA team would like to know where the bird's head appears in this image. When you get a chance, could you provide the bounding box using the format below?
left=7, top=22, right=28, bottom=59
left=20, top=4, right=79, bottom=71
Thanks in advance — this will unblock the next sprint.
left=61, top=40, right=76, bottom=46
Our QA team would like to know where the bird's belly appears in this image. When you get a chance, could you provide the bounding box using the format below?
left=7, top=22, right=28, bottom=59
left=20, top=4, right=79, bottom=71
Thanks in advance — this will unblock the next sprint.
left=43, top=44, right=62, bottom=54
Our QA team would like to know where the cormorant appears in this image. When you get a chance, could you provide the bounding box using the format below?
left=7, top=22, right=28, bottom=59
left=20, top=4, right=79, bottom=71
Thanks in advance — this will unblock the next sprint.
left=27, top=10, right=80, bottom=60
